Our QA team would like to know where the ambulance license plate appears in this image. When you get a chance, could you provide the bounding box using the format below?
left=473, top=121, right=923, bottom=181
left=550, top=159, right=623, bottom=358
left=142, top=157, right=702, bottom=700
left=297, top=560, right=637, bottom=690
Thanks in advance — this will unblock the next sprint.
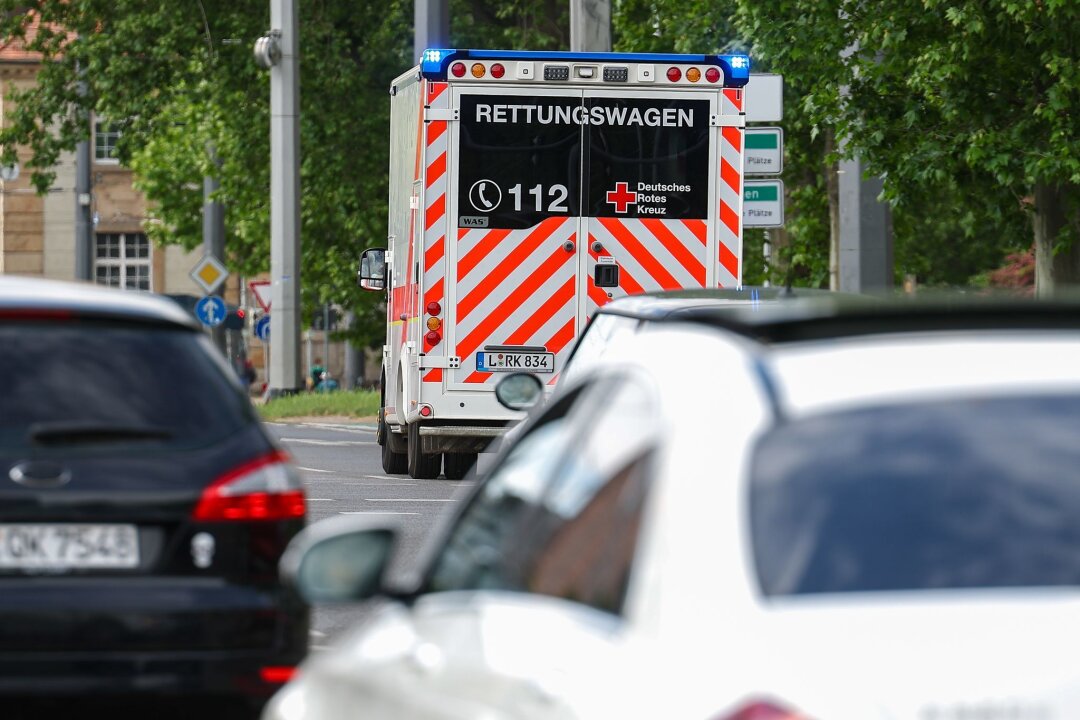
left=477, top=351, right=554, bottom=373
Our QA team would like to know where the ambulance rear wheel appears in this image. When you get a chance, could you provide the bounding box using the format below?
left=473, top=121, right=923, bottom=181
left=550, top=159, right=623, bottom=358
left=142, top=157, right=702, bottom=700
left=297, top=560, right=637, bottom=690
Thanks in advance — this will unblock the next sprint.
left=407, top=421, right=442, bottom=479
left=443, top=452, right=476, bottom=480
left=379, top=413, right=407, bottom=475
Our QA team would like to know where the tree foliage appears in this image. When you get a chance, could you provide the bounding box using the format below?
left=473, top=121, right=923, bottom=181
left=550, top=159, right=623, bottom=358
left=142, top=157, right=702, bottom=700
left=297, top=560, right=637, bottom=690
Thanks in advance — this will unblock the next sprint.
left=2, top=0, right=1076, bottom=323
left=0, top=0, right=413, bottom=347
left=735, top=0, right=1079, bottom=290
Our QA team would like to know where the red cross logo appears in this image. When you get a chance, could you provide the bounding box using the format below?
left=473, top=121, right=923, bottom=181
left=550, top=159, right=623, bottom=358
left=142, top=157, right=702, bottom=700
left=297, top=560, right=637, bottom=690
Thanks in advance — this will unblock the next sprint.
left=606, top=182, right=637, bottom=213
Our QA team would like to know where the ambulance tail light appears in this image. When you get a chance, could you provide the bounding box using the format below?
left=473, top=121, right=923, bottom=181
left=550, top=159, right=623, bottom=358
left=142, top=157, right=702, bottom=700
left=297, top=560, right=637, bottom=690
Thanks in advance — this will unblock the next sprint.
left=490, top=63, right=506, bottom=79
left=426, top=317, right=442, bottom=331
left=419, top=405, right=433, bottom=418
left=425, top=330, right=441, bottom=346
left=706, top=67, right=721, bottom=83
left=471, top=63, right=486, bottom=78
left=451, top=62, right=466, bottom=78
left=666, top=66, right=682, bottom=82
left=426, top=301, right=441, bottom=316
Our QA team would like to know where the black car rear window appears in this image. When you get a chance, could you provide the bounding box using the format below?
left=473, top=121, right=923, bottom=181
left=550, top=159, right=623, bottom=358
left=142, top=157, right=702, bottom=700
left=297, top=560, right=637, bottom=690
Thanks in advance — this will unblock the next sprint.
left=0, top=321, right=251, bottom=451
left=751, top=394, right=1080, bottom=596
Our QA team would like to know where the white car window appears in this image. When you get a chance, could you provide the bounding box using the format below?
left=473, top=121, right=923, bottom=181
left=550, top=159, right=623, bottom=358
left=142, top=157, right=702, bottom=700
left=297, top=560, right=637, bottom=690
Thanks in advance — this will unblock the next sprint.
left=752, top=393, right=1080, bottom=596
left=428, top=373, right=658, bottom=616
left=560, top=313, right=640, bottom=385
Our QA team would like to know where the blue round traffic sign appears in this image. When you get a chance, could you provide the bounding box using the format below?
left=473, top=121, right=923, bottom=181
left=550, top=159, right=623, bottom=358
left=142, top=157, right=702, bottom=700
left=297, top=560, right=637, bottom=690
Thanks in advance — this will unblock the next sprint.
left=255, top=314, right=271, bottom=342
left=195, top=295, right=227, bottom=328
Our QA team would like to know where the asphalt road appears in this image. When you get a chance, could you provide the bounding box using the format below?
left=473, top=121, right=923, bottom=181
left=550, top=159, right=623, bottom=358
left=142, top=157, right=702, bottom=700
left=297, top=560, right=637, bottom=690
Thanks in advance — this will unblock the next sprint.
left=264, top=420, right=490, bottom=648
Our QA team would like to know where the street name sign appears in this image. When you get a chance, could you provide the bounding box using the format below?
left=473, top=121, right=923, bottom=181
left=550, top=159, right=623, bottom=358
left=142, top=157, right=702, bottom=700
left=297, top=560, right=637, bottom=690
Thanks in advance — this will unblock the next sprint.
left=745, top=127, right=783, bottom=175
left=744, top=180, right=785, bottom=227
left=190, top=255, right=229, bottom=295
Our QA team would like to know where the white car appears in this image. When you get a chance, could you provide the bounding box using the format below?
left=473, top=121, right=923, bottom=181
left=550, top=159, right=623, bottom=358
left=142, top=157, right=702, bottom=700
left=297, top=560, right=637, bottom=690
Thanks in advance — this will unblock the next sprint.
left=266, top=298, right=1080, bottom=720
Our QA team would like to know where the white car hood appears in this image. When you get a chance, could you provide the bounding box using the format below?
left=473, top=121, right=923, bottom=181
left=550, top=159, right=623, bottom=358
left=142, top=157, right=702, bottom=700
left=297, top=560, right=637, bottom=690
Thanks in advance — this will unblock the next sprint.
left=271, top=590, right=1080, bottom=720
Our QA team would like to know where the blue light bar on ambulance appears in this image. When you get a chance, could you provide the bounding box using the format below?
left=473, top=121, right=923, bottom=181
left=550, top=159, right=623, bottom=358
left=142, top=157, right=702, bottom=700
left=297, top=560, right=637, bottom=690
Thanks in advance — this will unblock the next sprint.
left=420, top=49, right=751, bottom=87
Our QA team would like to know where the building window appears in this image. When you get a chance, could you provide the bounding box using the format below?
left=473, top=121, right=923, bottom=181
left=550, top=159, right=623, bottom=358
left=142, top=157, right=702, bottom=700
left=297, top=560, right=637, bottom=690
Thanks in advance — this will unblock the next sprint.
left=94, top=120, right=122, bottom=163
left=94, top=233, right=151, bottom=290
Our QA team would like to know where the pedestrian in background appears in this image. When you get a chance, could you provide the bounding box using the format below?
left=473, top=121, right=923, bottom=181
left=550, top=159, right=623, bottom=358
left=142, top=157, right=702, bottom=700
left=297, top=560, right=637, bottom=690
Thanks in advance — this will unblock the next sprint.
left=310, top=357, right=325, bottom=391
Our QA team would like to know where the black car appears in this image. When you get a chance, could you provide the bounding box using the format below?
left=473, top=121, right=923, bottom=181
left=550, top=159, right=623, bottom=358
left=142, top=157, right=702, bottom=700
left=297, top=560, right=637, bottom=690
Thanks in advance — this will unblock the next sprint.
left=0, top=277, right=307, bottom=714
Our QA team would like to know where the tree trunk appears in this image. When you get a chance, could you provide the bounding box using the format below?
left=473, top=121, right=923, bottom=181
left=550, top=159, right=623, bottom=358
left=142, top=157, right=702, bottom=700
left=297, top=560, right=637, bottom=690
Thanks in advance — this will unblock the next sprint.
left=1033, top=181, right=1080, bottom=298
left=825, top=129, right=841, bottom=291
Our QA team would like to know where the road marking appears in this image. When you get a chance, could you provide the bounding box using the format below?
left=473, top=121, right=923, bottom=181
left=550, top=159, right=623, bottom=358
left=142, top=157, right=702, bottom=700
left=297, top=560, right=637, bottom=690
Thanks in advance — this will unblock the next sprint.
left=364, top=498, right=456, bottom=503
left=279, top=438, right=375, bottom=446
left=363, top=474, right=412, bottom=481
left=298, top=466, right=333, bottom=473
left=305, top=498, right=337, bottom=502
left=340, top=511, right=420, bottom=516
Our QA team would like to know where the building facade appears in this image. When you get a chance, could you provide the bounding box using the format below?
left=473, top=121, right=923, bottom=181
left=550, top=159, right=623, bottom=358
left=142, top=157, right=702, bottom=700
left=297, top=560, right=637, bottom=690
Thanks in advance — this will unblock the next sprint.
left=0, top=46, right=211, bottom=295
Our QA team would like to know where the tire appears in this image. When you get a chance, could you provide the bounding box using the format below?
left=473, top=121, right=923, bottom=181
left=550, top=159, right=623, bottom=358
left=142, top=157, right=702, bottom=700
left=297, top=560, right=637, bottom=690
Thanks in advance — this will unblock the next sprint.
left=443, top=452, right=476, bottom=480
left=407, top=421, right=442, bottom=479
left=380, top=412, right=407, bottom=475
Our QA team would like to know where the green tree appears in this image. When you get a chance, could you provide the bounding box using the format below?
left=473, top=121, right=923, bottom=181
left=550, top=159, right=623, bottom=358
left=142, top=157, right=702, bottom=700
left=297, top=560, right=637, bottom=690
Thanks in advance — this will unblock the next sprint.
left=0, top=0, right=413, bottom=347
left=736, top=0, right=1079, bottom=293
left=844, top=0, right=1080, bottom=294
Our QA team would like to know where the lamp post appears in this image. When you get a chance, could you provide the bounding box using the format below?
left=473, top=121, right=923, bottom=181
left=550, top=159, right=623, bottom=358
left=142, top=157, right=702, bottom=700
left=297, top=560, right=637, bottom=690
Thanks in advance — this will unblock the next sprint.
left=254, top=1, right=302, bottom=396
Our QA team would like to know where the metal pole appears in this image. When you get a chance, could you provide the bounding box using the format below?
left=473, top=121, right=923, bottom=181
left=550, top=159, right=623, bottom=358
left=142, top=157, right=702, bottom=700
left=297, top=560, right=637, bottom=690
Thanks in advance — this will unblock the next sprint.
left=322, top=304, right=330, bottom=381
left=414, top=0, right=449, bottom=60
left=837, top=36, right=893, bottom=294
left=343, top=310, right=359, bottom=390
left=203, top=148, right=227, bottom=354
left=74, top=65, right=92, bottom=282
left=269, top=0, right=302, bottom=395
left=570, top=0, right=611, bottom=52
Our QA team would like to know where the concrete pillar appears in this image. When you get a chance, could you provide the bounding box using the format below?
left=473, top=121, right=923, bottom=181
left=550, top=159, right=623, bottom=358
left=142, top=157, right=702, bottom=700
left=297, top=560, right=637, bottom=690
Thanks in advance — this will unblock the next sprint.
left=838, top=156, right=893, bottom=293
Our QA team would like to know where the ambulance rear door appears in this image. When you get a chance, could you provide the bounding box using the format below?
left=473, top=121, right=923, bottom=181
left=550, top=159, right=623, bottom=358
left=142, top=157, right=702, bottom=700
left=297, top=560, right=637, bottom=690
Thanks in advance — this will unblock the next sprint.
left=582, top=88, right=717, bottom=316
left=446, top=87, right=585, bottom=389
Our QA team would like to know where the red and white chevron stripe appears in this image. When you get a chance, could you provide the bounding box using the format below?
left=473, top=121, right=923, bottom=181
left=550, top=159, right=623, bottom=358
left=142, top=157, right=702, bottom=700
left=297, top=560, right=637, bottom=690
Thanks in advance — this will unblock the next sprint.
left=586, top=217, right=708, bottom=313
left=452, top=217, right=578, bottom=385
left=718, top=88, right=744, bottom=288
left=422, top=81, right=449, bottom=383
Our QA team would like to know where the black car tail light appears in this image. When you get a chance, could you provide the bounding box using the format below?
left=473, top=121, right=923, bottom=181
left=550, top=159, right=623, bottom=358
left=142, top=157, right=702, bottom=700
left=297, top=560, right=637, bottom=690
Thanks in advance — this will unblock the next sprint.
left=193, top=450, right=306, bottom=522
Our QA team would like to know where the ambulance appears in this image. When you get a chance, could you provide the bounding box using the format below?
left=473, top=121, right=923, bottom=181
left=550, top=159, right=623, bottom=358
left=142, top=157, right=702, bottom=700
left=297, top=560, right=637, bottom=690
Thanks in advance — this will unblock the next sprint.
left=358, top=48, right=750, bottom=479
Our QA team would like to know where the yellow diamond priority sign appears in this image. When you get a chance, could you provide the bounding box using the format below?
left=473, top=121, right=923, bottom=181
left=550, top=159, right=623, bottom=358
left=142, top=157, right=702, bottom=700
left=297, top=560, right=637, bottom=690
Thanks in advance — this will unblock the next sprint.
left=190, top=255, right=229, bottom=294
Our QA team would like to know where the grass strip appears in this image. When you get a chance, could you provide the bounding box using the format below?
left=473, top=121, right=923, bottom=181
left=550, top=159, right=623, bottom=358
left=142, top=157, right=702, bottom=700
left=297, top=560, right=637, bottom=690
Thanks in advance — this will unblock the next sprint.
left=258, top=389, right=380, bottom=421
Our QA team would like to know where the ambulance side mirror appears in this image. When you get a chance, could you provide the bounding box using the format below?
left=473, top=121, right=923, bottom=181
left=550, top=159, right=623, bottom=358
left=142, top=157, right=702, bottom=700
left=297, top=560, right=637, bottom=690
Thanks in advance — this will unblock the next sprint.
left=358, top=248, right=387, bottom=291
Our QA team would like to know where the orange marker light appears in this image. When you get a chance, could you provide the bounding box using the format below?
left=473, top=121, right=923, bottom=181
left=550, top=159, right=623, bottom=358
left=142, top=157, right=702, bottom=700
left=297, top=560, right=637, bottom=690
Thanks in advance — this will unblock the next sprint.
left=471, top=63, right=486, bottom=78
left=686, top=67, right=701, bottom=83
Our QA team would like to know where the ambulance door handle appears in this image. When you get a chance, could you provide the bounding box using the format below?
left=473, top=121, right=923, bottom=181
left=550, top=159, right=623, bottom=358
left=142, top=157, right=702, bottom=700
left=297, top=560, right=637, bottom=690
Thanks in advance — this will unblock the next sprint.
left=563, top=241, right=575, bottom=252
